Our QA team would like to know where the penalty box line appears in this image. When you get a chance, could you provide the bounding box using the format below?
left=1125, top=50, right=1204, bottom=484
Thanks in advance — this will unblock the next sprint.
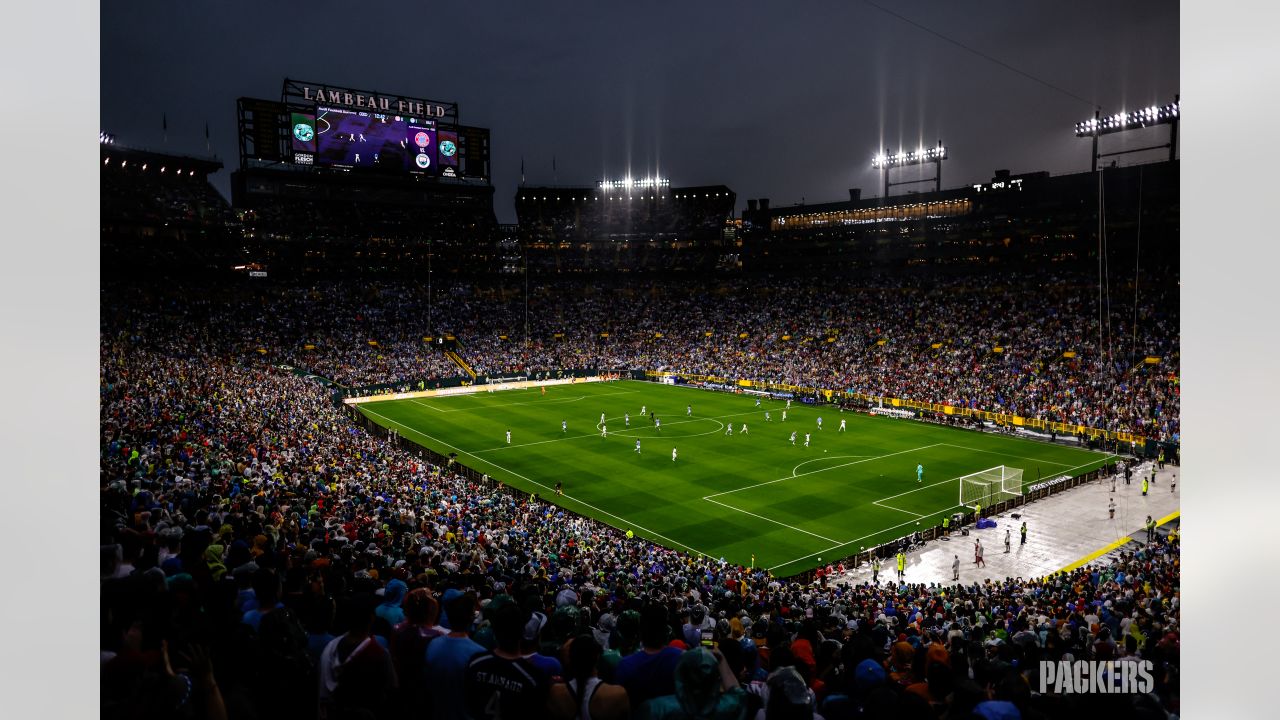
left=358, top=406, right=713, bottom=559
left=702, top=496, right=840, bottom=544
left=938, top=442, right=1106, bottom=468
left=767, top=453, right=1123, bottom=572
left=701, top=443, right=944, bottom=550
left=704, top=443, right=945, bottom=500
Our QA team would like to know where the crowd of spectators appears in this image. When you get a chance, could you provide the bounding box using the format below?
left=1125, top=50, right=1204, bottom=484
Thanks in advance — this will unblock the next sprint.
left=101, top=286, right=1180, bottom=719
left=107, top=270, right=1178, bottom=441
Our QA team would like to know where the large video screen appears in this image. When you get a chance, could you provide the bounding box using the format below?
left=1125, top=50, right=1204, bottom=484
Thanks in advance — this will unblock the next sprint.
left=315, top=107, right=421, bottom=172
left=299, top=105, right=452, bottom=174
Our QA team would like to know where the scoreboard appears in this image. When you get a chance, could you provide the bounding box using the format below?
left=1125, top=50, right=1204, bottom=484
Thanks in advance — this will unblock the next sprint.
left=238, top=78, right=490, bottom=182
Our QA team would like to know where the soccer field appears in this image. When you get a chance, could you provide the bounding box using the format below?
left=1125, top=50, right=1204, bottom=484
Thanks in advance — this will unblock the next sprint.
left=357, top=380, right=1116, bottom=575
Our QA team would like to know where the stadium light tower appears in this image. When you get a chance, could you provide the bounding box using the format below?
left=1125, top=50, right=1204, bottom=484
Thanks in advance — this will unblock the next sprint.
left=1076, top=96, right=1178, bottom=172
left=872, top=141, right=947, bottom=199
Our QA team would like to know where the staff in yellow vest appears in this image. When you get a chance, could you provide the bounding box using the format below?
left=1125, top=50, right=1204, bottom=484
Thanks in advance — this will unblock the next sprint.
left=1142, top=476, right=1149, bottom=496
left=896, top=551, right=905, bottom=581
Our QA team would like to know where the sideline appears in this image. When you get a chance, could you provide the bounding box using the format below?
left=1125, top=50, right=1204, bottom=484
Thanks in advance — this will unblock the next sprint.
left=1054, top=510, right=1181, bottom=574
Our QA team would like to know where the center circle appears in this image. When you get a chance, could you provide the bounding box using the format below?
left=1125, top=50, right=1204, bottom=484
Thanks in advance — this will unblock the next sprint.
left=602, top=416, right=726, bottom=439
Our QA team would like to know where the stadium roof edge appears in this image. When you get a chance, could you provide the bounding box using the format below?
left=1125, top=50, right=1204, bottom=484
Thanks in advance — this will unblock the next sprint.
left=100, top=144, right=224, bottom=172
left=762, top=158, right=1177, bottom=219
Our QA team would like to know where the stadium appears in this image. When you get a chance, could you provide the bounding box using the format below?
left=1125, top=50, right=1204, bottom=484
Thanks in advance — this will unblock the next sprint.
left=94, top=7, right=1187, bottom=720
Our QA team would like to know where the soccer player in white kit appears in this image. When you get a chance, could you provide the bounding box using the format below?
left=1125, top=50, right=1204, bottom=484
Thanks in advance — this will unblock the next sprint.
left=740, top=423, right=748, bottom=435
left=506, top=429, right=512, bottom=444
left=687, top=404, right=692, bottom=417
left=839, top=418, right=846, bottom=432
left=601, top=412, right=606, bottom=425
left=786, top=399, right=792, bottom=409
left=625, top=412, right=630, bottom=427
left=755, top=397, right=761, bottom=407
left=635, top=439, right=641, bottom=454
left=655, top=418, right=661, bottom=431
left=804, top=433, right=811, bottom=447
left=672, top=447, right=677, bottom=462
left=782, top=410, right=787, bottom=422
left=601, top=424, right=607, bottom=438
left=765, top=411, right=771, bottom=422
left=562, top=420, right=567, bottom=433
left=641, top=405, right=646, bottom=415
left=790, top=431, right=797, bottom=445
left=725, top=423, right=733, bottom=436
left=817, top=416, right=823, bottom=431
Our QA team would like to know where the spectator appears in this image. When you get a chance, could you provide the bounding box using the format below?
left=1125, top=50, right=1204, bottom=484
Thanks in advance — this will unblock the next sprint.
left=549, top=634, right=631, bottom=720
left=465, top=600, right=552, bottom=720
left=317, top=594, right=397, bottom=719
left=638, top=646, right=746, bottom=720
left=390, top=587, right=444, bottom=713
left=617, top=604, right=685, bottom=708
left=426, top=591, right=486, bottom=719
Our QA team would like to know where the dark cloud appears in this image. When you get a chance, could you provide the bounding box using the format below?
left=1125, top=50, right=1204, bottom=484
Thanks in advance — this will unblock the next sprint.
left=101, top=0, right=1178, bottom=222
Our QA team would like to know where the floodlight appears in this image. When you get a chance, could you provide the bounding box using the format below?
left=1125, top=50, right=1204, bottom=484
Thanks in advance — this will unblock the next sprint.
left=1075, top=100, right=1179, bottom=137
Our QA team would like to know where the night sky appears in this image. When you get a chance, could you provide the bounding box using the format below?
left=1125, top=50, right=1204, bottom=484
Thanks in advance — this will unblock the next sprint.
left=101, top=0, right=1178, bottom=222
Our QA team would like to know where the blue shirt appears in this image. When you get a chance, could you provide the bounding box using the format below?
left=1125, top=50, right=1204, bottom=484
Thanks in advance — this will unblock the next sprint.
left=525, top=652, right=562, bottom=679
left=426, top=634, right=486, bottom=719
left=241, top=601, right=284, bottom=630
left=616, top=647, right=683, bottom=708
left=375, top=603, right=406, bottom=627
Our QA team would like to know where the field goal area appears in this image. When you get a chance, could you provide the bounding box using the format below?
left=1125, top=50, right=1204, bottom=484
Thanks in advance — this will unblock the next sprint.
left=959, top=465, right=1024, bottom=510
left=485, top=376, right=528, bottom=392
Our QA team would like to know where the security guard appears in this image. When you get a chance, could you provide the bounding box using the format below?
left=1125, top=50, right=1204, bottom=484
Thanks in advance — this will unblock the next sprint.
left=942, top=516, right=950, bottom=536
left=1142, top=476, right=1149, bottom=497
left=896, top=551, right=906, bottom=581
left=872, top=556, right=881, bottom=583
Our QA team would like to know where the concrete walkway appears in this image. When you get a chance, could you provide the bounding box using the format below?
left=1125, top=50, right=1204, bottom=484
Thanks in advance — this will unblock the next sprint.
left=837, top=461, right=1181, bottom=586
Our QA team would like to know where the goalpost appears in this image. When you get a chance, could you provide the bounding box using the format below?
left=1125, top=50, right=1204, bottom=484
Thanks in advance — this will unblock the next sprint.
left=958, top=465, right=1024, bottom=510
left=485, top=376, right=528, bottom=393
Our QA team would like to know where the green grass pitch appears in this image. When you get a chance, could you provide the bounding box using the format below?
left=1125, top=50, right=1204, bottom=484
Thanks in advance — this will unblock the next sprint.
left=357, top=380, right=1116, bottom=575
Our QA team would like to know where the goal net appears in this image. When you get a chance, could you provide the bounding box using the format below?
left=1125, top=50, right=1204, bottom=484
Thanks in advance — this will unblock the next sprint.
left=485, top=376, right=528, bottom=392
left=958, top=465, right=1024, bottom=509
